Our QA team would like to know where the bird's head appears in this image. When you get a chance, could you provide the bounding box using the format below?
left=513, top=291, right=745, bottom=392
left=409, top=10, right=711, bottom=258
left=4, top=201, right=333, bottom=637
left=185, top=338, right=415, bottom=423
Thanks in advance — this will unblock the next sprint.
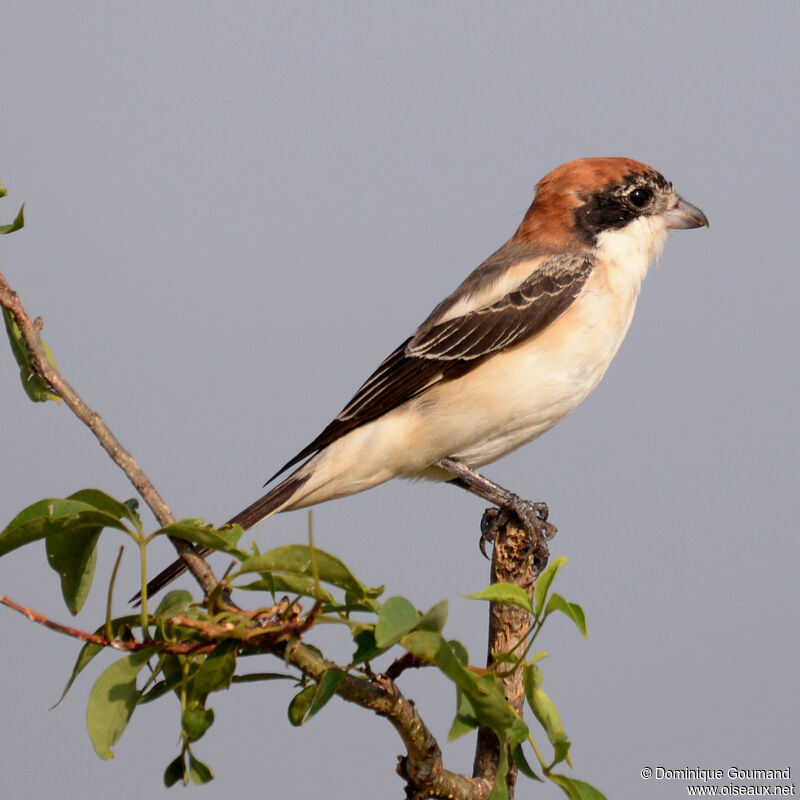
left=514, top=157, right=708, bottom=254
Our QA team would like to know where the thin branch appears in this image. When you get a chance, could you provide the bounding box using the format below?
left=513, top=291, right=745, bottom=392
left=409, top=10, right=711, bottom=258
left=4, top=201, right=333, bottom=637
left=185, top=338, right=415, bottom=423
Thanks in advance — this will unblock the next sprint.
left=384, top=651, right=426, bottom=681
left=0, top=268, right=217, bottom=597
left=287, top=640, right=491, bottom=800
left=0, top=595, right=210, bottom=653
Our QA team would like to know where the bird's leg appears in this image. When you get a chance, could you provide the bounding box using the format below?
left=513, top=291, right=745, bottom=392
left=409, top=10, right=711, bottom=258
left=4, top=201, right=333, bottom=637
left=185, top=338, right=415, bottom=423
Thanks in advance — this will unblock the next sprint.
left=436, top=457, right=556, bottom=570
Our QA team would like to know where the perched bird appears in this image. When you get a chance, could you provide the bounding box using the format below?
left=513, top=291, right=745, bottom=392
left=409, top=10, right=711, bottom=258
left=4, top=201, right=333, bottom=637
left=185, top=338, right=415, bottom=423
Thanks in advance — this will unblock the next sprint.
left=142, top=156, right=707, bottom=598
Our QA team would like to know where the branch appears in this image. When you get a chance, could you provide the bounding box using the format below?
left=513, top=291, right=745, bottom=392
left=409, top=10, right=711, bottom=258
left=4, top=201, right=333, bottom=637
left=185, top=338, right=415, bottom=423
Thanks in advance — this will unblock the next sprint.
left=287, top=640, right=491, bottom=800
left=0, top=595, right=317, bottom=657
left=472, top=511, right=538, bottom=798
left=0, top=267, right=217, bottom=598
left=0, top=590, right=490, bottom=799
left=0, top=595, right=213, bottom=654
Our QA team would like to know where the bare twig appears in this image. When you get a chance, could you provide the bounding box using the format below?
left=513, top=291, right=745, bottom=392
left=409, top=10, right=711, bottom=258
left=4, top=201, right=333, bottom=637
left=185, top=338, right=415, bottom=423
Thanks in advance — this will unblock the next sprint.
left=0, top=268, right=217, bottom=597
left=0, top=595, right=211, bottom=653
left=384, top=652, right=426, bottom=681
left=472, top=512, right=537, bottom=799
left=0, top=595, right=110, bottom=645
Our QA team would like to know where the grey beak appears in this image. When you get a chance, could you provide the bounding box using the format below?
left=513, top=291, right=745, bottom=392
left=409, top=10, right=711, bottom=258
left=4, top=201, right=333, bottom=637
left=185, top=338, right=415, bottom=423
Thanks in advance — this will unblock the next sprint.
left=664, top=196, right=709, bottom=229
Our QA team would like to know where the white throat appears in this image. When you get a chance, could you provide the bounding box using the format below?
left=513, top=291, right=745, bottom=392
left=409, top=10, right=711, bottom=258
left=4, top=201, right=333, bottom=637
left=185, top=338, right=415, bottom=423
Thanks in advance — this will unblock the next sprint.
left=594, top=215, right=669, bottom=291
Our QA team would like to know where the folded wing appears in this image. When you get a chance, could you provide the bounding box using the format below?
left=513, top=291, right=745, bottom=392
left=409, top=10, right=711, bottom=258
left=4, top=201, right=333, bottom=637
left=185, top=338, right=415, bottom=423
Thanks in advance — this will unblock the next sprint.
left=267, top=246, right=593, bottom=481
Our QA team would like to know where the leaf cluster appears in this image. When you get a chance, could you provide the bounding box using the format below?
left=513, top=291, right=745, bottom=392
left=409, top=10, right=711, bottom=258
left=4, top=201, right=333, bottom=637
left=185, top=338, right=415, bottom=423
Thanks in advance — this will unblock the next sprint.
left=0, top=488, right=603, bottom=798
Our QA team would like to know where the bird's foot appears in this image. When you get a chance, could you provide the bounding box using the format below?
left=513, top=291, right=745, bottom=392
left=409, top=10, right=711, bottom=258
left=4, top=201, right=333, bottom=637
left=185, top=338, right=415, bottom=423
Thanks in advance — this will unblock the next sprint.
left=479, top=496, right=556, bottom=574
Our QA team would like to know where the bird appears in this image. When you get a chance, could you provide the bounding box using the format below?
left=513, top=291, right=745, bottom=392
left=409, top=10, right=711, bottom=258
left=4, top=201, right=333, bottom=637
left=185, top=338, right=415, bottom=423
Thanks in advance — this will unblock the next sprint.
left=140, top=156, right=708, bottom=599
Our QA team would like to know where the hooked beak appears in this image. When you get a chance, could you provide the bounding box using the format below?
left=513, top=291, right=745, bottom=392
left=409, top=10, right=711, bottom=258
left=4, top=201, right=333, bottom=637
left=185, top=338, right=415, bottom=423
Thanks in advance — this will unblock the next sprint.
left=664, top=196, right=709, bottom=229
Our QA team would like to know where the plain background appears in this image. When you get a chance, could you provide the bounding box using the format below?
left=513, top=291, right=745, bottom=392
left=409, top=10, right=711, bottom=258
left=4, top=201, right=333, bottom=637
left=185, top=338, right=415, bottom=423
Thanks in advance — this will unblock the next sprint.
left=1, top=3, right=797, bottom=798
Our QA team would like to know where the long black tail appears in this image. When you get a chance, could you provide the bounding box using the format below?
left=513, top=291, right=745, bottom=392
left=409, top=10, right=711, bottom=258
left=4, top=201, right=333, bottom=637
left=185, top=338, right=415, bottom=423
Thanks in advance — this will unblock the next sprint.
left=129, top=472, right=310, bottom=604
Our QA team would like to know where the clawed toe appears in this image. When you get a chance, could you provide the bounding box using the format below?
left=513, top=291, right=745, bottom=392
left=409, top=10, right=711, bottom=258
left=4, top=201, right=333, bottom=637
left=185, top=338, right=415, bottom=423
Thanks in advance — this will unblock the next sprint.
left=478, top=497, right=556, bottom=575
left=479, top=507, right=508, bottom=558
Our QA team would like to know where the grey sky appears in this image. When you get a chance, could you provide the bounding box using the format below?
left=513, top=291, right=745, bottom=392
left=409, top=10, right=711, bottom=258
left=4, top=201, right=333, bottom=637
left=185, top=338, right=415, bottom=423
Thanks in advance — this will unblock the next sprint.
left=1, top=3, right=797, bottom=798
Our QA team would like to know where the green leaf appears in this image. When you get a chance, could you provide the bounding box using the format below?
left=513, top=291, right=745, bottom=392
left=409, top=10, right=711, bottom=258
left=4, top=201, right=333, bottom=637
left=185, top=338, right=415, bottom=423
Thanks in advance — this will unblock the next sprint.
left=417, top=599, right=449, bottom=633
left=287, top=685, right=316, bottom=726
left=2, top=306, right=60, bottom=403
left=163, top=755, right=187, bottom=787
left=401, top=630, right=444, bottom=661
left=153, top=592, right=198, bottom=642
left=239, top=545, right=379, bottom=607
left=2, top=308, right=28, bottom=366
left=466, top=582, right=533, bottom=613
left=523, top=665, right=569, bottom=757
left=0, top=497, right=131, bottom=559
left=17, top=356, right=60, bottom=401
left=163, top=754, right=187, bottom=787
left=137, top=654, right=185, bottom=705
left=187, top=754, right=214, bottom=784
left=351, top=628, right=381, bottom=665
left=237, top=574, right=335, bottom=604
left=19, top=370, right=60, bottom=402
left=336, top=595, right=384, bottom=614
left=375, top=596, right=420, bottom=648
left=509, top=715, right=530, bottom=749
left=53, top=641, right=105, bottom=708
left=406, top=632, right=520, bottom=735
left=485, top=717, right=533, bottom=800
left=0, top=202, right=24, bottom=234
left=512, top=742, right=543, bottom=781
left=533, top=556, right=567, bottom=617
left=449, top=639, right=469, bottom=666
left=305, top=668, right=345, bottom=722
left=154, top=590, right=195, bottom=619
left=152, top=519, right=245, bottom=557
left=486, top=755, right=511, bottom=800
left=544, top=594, right=587, bottom=638
left=448, top=691, right=479, bottom=741
left=548, top=774, right=609, bottom=800
left=528, top=650, right=549, bottom=664
left=484, top=717, right=536, bottom=798
left=182, top=706, right=215, bottom=742
left=191, top=640, right=238, bottom=698
left=43, top=491, right=131, bottom=614
left=69, top=489, right=142, bottom=532
left=468, top=674, right=519, bottom=735
left=164, top=753, right=189, bottom=789
left=552, top=733, right=571, bottom=767
left=86, top=649, right=153, bottom=759
left=139, top=673, right=183, bottom=704
left=52, top=615, right=143, bottom=708
left=45, top=526, right=100, bottom=615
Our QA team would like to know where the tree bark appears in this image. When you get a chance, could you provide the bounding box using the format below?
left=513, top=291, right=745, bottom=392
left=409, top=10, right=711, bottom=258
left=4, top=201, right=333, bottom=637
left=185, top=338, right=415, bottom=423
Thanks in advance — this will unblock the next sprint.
left=472, top=512, right=537, bottom=798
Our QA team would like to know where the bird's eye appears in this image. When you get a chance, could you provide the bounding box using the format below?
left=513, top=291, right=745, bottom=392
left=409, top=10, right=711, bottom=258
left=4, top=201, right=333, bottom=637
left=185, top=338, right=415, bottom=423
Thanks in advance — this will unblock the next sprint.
left=629, top=187, right=652, bottom=208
